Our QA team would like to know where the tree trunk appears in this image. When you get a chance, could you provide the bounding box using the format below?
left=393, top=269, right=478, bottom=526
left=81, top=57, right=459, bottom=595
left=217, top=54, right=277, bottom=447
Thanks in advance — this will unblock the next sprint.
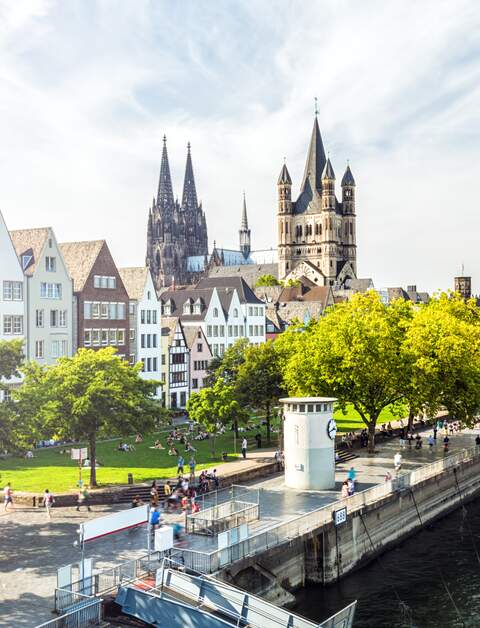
left=367, top=421, right=377, bottom=454
left=407, top=407, right=415, bottom=432
left=211, top=433, right=216, bottom=458
left=266, top=402, right=271, bottom=446
left=233, top=417, right=238, bottom=438
left=89, top=435, right=97, bottom=487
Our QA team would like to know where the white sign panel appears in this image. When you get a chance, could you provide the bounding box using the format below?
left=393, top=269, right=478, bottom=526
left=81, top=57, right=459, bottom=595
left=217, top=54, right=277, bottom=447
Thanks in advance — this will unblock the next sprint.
left=82, top=505, right=148, bottom=542
left=155, top=526, right=174, bottom=552
left=71, top=448, right=88, bottom=460
left=333, top=507, right=347, bottom=527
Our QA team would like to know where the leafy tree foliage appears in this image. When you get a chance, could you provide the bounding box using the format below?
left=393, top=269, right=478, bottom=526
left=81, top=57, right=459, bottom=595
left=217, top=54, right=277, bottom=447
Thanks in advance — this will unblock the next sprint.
left=15, top=348, right=159, bottom=486
left=187, top=378, right=246, bottom=456
left=0, top=339, right=24, bottom=451
left=282, top=291, right=413, bottom=452
left=205, top=338, right=250, bottom=386
left=255, top=274, right=281, bottom=287
left=236, top=341, right=285, bottom=444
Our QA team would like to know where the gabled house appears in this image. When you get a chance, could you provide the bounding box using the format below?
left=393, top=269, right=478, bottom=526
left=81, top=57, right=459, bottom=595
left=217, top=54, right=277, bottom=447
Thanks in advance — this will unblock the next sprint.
left=10, top=226, right=73, bottom=365
left=162, top=317, right=189, bottom=409
left=184, top=326, right=212, bottom=394
left=0, top=211, right=25, bottom=399
left=60, top=240, right=129, bottom=359
left=119, top=267, right=162, bottom=398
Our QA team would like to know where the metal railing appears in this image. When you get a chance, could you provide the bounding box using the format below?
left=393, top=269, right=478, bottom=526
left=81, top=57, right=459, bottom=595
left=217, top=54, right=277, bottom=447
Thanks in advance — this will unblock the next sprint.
left=38, top=591, right=102, bottom=628
left=186, top=500, right=260, bottom=535
left=172, top=446, right=480, bottom=573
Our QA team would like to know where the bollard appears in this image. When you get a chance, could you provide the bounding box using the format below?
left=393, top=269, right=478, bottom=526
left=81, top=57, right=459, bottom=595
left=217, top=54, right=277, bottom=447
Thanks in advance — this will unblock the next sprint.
left=128, top=473, right=133, bottom=485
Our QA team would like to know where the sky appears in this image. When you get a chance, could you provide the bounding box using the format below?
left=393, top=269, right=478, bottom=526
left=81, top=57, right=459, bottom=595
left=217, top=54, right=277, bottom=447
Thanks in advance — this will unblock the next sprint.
left=0, top=0, right=479, bottom=293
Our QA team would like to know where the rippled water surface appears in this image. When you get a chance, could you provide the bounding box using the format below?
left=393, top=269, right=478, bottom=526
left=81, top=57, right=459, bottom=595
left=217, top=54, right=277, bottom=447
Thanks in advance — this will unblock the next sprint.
left=295, top=498, right=480, bottom=628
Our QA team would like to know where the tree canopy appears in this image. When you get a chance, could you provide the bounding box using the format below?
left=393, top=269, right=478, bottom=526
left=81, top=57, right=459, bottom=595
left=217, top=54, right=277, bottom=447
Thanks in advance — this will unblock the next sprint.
left=15, top=348, right=160, bottom=485
left=0, top=339, right=25, bottom=451
left=255, top=274, right=281, bottom=287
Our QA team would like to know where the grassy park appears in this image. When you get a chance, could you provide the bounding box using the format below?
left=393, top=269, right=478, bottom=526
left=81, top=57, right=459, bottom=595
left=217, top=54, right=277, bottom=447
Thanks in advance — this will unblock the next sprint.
left=0, top=404, right=407, bottom=493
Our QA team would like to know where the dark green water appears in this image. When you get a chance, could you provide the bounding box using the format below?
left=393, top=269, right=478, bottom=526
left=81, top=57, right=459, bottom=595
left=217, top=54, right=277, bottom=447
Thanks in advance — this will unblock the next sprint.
left=295, top=498, right=480, bottom=628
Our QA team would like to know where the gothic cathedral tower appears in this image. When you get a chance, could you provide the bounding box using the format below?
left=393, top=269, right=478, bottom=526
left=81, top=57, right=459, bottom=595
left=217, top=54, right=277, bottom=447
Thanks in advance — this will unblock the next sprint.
left=277, top=115, right=357, bottom=286
left=146, top=137, right=208, bottom=290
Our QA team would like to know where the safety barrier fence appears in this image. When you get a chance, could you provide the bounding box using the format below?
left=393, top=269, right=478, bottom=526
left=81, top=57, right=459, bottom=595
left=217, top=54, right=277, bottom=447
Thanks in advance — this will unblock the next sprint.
left=186, top=500, right=260, bottom=535
left=37, top=591, right=102, bottom=628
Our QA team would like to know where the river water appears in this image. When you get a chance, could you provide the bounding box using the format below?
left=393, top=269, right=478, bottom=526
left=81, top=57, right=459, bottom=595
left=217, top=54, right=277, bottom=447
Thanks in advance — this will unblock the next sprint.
left=295, top=498, right=480, bottom=628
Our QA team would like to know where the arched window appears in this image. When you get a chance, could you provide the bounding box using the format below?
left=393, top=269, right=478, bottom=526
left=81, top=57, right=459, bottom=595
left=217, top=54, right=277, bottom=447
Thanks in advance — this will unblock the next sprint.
left=281, top=221, right=284, bottom=234
left=233, top=308, right=238, bottom=318
left=286, top=222, right=289, bottom=234
left=329, top=218, right=332, bottom=230
left=213, top=307, right=219, bottom=317
left=156, top=251, right=161, bottom=268
left=345, top=223, right=348, bottom=236
left=350, top=222, right=353, bottom=235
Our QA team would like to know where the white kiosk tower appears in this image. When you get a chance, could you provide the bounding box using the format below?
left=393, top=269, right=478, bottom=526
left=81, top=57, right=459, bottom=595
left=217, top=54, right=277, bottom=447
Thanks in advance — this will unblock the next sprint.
left=280, top=397, right=337, bottom=491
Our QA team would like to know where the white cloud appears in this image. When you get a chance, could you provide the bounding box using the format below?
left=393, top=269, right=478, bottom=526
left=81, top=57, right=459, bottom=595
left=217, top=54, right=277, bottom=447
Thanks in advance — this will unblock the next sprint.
left=0, top=0, right=479, bottom=293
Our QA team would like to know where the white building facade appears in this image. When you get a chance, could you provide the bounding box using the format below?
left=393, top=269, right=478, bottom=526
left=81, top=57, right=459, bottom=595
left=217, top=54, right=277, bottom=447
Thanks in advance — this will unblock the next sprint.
left=119, top=267, right=162, bottom=399
left=0, top=211, right=25, bottom=400
left=10, top=227, right=73, bottom=365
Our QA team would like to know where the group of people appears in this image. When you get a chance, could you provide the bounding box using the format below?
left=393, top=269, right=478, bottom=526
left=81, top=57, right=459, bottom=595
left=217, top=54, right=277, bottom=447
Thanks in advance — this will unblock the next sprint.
left=341, top=467, right=357, bottom=497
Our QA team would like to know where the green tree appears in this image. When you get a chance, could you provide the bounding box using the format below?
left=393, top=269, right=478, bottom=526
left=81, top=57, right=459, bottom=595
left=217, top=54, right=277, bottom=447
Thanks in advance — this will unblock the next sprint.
left=16, top=348, right=159, bottom=486
left=187, top=378, right=244, bottom=456
left=255, top=274, right=281, bottom=287
left=0, top=339, right=24, bottom=451
left=236, top=341, right=284, bottom=445
left=205, top=338, right=250, bottom=386
left=405, top=292, right=480, bottom=424
left=282, top=291, right=413, bottom=452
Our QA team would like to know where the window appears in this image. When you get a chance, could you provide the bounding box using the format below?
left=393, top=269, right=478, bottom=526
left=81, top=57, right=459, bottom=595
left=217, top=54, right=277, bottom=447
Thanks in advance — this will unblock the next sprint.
left=3, top=281, right=23, bottom=301
left=172, top=372, right=186, bottom=384
left=101, top=303, right=109, bottom=319
left=84, top=330, right=91, bottom=346
left=147, top=310, right=151, bottom=324
left=141, top=358, right=146, bottom=372
left=233, top=308, right=238, bottom=318
left=35, top=340, right=44, bottom=358
left=153, top=311, right=157, bottom=324
left=45, top=256, right=56, bottom=272
left=172, top=353, right=185, bottom=364
left=239, top=325, right=244, bottom=336
left=59, top=310, right=67, bottom=327
left=213, top=325, right=218, bottom=337
left=219, top=344, right=225, bottom=356
left=147, top=357, right=152, bottom=372
left=129, top=302, right=136, bottom=316
left=161, top=372, right=166, bottom=382
left=51, top=340, right=60, bottom=358
left=234, top=325, right=238, bottom=337
left=50, top=310, right=58, bottom=327
left=84, top=302, right=92, bottom=318
left=93, top=275, right=116, bottom=289
left=192, top=378, right=198, bottom=389
left=259, top=325, right=264, bottom=336
left=3, top=316, right=12, bottom=335
left=197, top=343, right=202, bottom=352
left=101, top=330, right=108, bottom=346
left=197, top=331, right=202, bottom=339
left=40, top=283, right=61, bottom=299
left=161, top=354, right=166, bottom=365
left=152, top=357, right=157, bottom=371
left=140, top=310, right=145, bottom=324
left=207, top=325, right=212, bottom=336
left=108, top=303, right=116, bottom=319
left=109, top=329, right=117, bottom=345
left=92, top=329, right=100, bottom=346
left=146, top=334, right=151, bottom=348
left=248, top=307, right=253, bottom=316
left=249, top=325, right=253, bottom=336
left=130, top=328, right=135, bottom=341
left=147, top=291, right=151, bottom=300
left=213, top=307, right=219, bottom=317
left=228, top=326, right=232, bottom=337
left=36, top=309, right=44, bottom=328
left=117, top=329, right=125, bottom=345
left=91, top=303, right=100, bottom=318
left=219, top=325, right=225, bottom=336
left=3, top=316, right=22, bottom=335
left=130, top=354, right=136, bottom=365
left=153, top=334, right=157, bottom=348
left=180, top=392, right=187, bottom=407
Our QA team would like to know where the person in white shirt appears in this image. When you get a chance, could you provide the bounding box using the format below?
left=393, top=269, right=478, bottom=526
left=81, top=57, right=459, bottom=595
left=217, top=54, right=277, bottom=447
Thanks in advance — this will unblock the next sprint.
left=394, top=452, right=402, bottom=473
left=241, top=437, right=248, bottom=460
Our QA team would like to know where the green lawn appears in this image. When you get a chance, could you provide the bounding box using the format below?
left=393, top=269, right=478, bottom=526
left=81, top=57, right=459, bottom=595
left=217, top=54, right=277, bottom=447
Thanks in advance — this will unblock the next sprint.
left=0, top=428, right=274, bottom=494
left=334, top=403, right=408, bottom=432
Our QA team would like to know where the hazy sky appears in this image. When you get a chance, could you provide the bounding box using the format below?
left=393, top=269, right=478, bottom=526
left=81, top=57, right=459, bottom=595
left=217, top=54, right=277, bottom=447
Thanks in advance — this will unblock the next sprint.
left=1, top=1, right=479, bottom=293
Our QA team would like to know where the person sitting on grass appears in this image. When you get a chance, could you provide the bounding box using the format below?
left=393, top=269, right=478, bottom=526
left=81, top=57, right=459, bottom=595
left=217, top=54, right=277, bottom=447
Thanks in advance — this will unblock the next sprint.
left=135, top=434, right=143, bottom=444
left=185, top=441, right=197, bottom=453
left=154, top=440, right=164, bottom=449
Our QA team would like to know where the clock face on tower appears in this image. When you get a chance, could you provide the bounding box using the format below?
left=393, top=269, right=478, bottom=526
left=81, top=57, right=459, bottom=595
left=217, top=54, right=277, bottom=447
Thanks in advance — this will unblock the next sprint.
left=327, top=419, right=337, bottom=440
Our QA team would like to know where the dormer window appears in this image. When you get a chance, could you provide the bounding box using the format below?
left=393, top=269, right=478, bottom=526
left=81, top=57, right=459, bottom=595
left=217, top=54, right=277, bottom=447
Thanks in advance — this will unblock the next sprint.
left=213, top=307, right=219, bottom=318
left=233, top=308, right=238, bottom=318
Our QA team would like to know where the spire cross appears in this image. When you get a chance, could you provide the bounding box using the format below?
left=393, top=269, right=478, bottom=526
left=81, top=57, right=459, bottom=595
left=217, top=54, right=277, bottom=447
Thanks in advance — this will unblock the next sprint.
left=163, top=135, right=167, bottom=145
left=314, top=96, right=318, bottom=117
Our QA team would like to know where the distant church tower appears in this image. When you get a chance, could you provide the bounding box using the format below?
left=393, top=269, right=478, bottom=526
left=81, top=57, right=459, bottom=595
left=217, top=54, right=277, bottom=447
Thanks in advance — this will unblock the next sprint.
left=146, top=137, right=208, bottom=290
left=277, top=113, right=357, bottom=286
left=239, top=192, right=251, bottom=259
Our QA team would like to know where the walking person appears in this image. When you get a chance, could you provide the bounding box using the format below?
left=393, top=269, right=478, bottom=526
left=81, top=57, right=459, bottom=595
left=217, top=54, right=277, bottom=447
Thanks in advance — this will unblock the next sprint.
left=255, top=433, right=262, bottom=449
left=241, top=437, right=248, bottom=460
left=394, top=451, right=402, bottom=474
left=189, top=457, right=196, bottom=482
left=76, top=486, right=91, bottom=512
left=341, top=481, right=349, bottom=498
left=443, top=435, right=450, bottom=454
left=177, top=455, right=185, bottom=476
left=42, top=489, right=55, bottom=519
left=475, top=435, right=480, bottom=447
left=427, top=434, right=434, bottom=452
left=3, top=483, right=13, bottom=512
left=347, top=467, right=357, bottom=488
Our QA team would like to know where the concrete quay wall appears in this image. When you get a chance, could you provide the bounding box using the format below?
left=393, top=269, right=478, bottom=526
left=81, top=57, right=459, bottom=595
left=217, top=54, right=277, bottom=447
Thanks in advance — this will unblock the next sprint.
left=220, top=455, right=480, bottom=601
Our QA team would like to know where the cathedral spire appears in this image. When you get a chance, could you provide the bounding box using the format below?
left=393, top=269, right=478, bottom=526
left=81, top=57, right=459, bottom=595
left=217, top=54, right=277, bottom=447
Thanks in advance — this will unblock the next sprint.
left=157, top=135, right=174, bottom=210
left=301, top=116, right=327, bottom=195
left=181, top=142, right=198, bottom=211
left=241, top=191, right=248, bottom=230
left=239, top=192, right=251, bottom=260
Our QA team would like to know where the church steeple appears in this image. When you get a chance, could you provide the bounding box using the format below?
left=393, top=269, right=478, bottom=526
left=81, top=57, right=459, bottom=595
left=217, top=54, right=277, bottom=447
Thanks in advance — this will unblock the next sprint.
left=157, top=135, right=174, bottom=210
left=295, top=116, right=327, bottom=213
left=182, top=142, right=198, bottom=211
left=239, top=192, right=251, bottom=260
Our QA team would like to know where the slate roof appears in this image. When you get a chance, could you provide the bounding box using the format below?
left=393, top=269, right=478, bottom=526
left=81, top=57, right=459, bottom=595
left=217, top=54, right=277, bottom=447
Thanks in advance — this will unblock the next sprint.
left=59, top=240, right=104, bottom=292
left=341, top=164, right=356, bottom=187
left=322, top=157, right=335, bottom=180
left=277, top=163, right=292, bottom=185
left=9, top=227, right=50, bottom=276
left=161, top=288, right=214, bottom=321
left=295, top=117, right=327, bottom=214
left=161, top=316, right=185, bottom=345
left=196, top=277, right=264, bottom=305
left=118, top=267, right=149, bottom=301
left=207, top=263, right=278, bottom=289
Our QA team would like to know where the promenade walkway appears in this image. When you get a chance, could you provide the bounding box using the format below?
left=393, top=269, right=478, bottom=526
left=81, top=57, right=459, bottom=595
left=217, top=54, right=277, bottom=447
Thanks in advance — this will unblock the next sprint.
left=1, top=425, right=478, bottom=627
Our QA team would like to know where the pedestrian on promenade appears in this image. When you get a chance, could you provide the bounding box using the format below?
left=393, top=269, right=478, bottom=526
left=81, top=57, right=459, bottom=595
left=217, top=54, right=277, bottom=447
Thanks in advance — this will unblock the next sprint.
left=189, top=457, right=196, bottom=481
left=255, top=433, right=262, bottom=449
left=341, top=481, right=349, bottom=498
left=177, top=455, right=185, bottom=476
left=241, top=437, right=248, bottom=459
left=415, top=434, right=423, bottom=449
left=433, top=425, right=438, bottom=441
left=3, top=483, right=13, bottom=512
left=347, top=478, right=355, bottom=496
left=399, top=429, right=406, bottom=448
left=76, top=487, right=91, bottom=512
left=443, top=436, right=450, bottom=454
left=42, top=489, right=55, bottom=519
left=394, top=452, right=402, bottom=473
left=475, top=435, right=480, bottom=447
left=407, top=433, right=414, bottom=449
left=427, top=435, right=435, bottom=452
left=347, top=467, right=356, bottom=487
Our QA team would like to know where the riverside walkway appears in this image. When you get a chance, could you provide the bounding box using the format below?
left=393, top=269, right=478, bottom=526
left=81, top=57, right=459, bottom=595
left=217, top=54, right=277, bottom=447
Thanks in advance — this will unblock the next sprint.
left=1, top=426, right=478, bottom=627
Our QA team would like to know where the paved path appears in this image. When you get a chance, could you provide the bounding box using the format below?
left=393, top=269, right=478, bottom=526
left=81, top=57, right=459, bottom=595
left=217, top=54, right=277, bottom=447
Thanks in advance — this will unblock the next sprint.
left=1, top=427, right=478, bottom=627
